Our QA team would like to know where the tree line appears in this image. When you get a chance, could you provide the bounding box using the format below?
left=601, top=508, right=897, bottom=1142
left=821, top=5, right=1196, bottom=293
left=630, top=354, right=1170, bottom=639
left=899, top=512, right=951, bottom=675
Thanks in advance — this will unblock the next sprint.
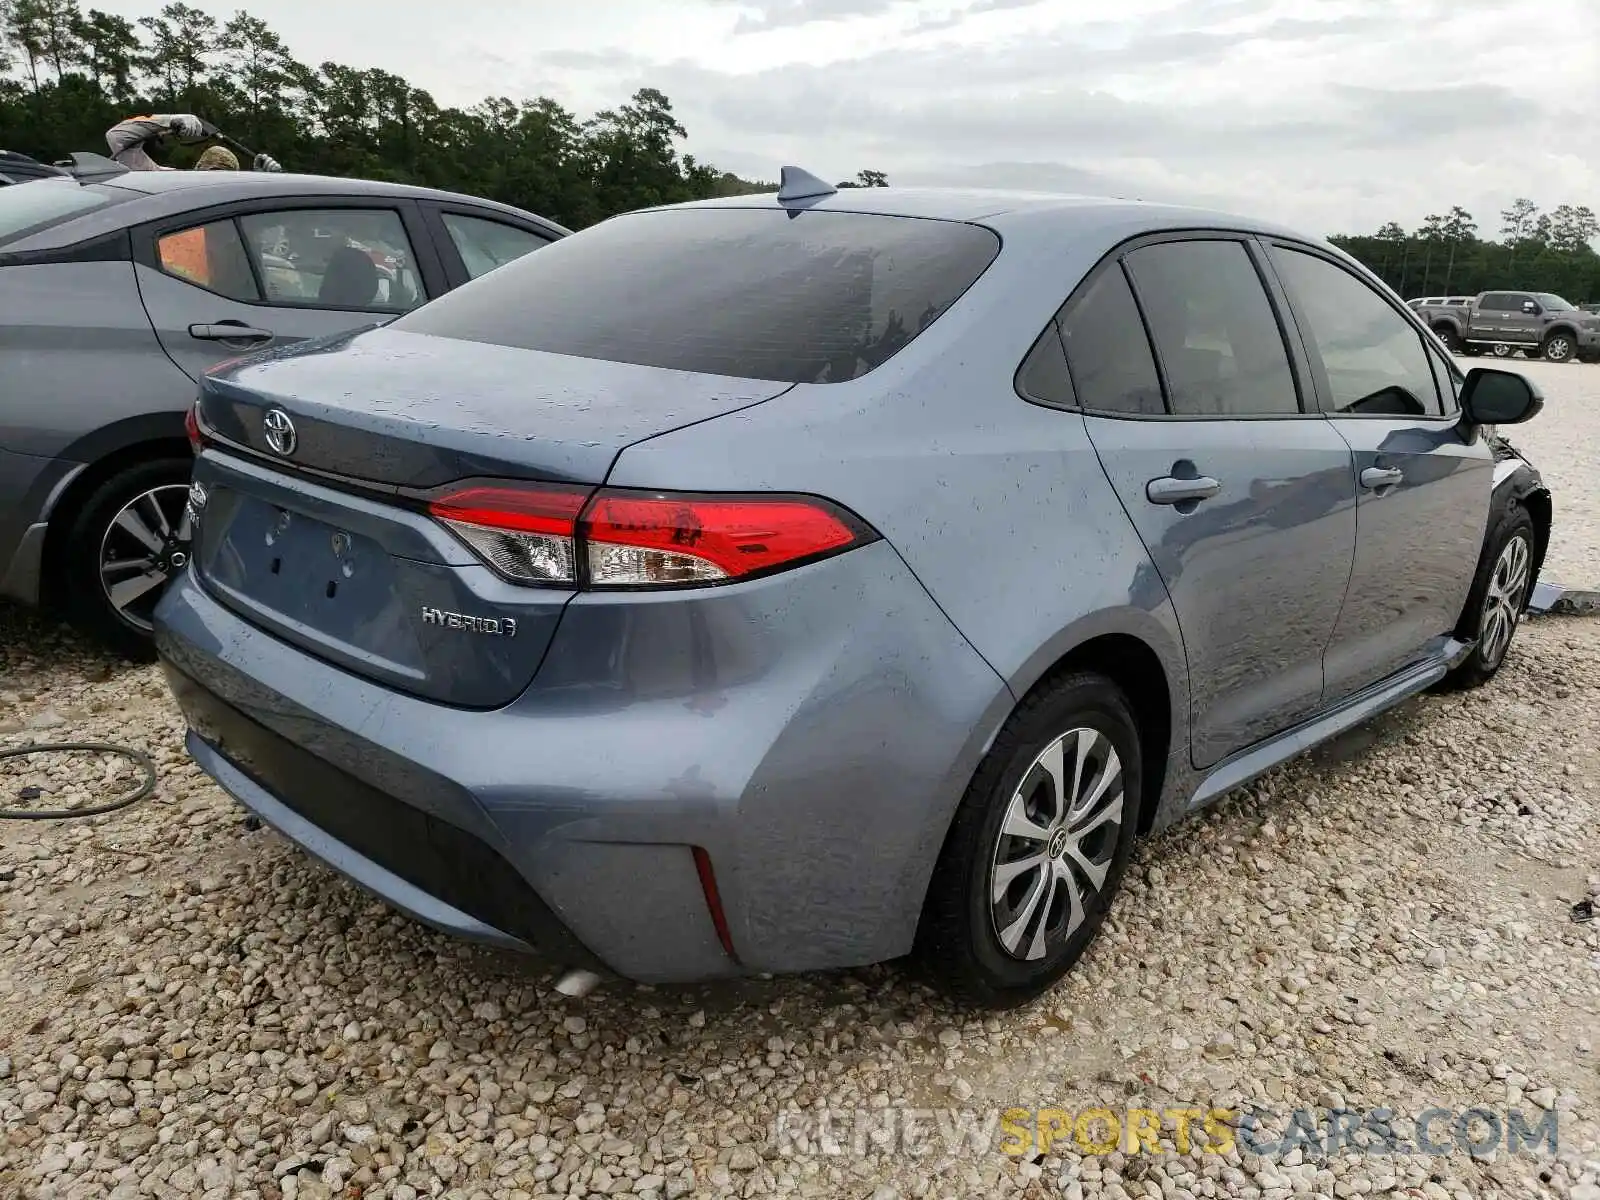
left=5, top=0, right=1588, bottom=302
left=0, top=0, right=891, bottom=229
left=1330, top=200, right=1599, bottom=303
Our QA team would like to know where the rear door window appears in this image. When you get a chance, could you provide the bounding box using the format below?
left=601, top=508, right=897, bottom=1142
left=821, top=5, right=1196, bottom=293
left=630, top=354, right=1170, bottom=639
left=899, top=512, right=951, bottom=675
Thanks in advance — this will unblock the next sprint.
left=236, top=208, right=425, bottom=311
left=1123, top=239, right=1300, bottom=417
left=156, top=219, right=260, bottom=301
left=394, top=208, right=1001, bottom=383
left=1058, top=266, right=1165, bottom=415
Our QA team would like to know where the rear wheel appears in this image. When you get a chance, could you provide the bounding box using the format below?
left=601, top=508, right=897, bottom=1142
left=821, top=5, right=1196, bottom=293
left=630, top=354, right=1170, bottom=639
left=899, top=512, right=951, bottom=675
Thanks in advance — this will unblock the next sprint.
left=61, top=457, right=194, bottom=661
left=916, top=671, right=1141, bottom=1008
left=1432, top=326, right=1460, bottom=353
left=1445, top=505, right=1536, bottom=690
left=1542, top=332, right=1576, bottom=363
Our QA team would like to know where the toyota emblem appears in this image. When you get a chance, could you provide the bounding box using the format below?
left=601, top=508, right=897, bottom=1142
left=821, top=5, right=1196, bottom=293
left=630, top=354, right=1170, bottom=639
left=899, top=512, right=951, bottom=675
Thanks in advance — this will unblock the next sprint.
left=263, top=407, right=297, bottom=456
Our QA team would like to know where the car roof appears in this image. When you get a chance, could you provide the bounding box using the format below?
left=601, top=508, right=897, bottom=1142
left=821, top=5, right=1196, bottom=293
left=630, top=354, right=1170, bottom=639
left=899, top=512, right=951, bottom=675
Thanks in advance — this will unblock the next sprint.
left=99, top=169, right=546, bottom=215
left=1, top=169, right=569, bottom=253
left=643, top=185, right=1329, bottom=249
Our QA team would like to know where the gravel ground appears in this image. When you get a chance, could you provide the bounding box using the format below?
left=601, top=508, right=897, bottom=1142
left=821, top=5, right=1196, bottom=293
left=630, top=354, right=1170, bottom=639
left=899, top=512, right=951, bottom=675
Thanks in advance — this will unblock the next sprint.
left=2, top=364, right=1599, bottom=1200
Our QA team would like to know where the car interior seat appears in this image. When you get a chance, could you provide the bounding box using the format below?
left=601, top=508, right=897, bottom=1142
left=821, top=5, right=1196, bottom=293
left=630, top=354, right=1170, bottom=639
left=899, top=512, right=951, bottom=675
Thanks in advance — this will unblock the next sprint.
left=318, top=247, right=380, bottom=308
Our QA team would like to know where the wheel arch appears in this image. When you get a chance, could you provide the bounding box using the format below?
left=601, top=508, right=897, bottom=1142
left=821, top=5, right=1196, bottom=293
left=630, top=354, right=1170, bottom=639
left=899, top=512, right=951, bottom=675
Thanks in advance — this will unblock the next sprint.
left=40, top=416, right=191, bottom=606
left=1518, top=485, right=1553, bottom=604
left=1001, top=630, right=1177, bottom=837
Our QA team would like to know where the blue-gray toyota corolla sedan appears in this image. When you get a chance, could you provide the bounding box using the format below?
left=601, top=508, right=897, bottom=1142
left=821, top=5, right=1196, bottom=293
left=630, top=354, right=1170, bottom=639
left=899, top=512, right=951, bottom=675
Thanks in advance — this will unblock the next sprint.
left=155, top=170, right=1552, bottom=1006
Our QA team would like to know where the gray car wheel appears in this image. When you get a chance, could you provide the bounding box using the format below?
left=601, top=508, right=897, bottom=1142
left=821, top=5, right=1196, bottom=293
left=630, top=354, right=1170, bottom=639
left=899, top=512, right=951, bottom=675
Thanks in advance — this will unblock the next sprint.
left=1445, top=504, right=1536, bottom=689
left=917, top=670, right=1142, bottom=1007
left=63, top=457, right=194, bottom=660
left=1542, top=332, right=1576, bottom=363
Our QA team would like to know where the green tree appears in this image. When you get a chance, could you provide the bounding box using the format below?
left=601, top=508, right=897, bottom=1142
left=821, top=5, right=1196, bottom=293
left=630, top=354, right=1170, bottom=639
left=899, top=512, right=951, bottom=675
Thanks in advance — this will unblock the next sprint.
left=74, top=8, right=139, bottom=103
left=1547, top=205, right=1599, bottom=255
left=0, top=2, right=765, bottom=228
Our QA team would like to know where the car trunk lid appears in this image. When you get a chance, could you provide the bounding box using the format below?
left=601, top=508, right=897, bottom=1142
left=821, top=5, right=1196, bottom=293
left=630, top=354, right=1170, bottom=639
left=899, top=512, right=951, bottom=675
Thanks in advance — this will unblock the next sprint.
left=198, top=325, right=793, bottom=488
left=189, top=328, right=792, bottom=707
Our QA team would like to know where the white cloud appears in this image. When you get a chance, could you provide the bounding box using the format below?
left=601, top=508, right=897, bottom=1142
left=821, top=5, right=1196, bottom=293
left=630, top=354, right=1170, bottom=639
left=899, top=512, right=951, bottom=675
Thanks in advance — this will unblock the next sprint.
left=87, top=0, right=1600, bottom=236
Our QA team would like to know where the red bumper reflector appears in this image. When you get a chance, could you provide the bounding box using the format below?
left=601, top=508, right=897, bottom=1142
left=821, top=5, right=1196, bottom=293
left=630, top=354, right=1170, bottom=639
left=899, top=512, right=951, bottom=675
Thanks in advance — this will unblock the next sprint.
left=692, top=846, right=739, bottom=964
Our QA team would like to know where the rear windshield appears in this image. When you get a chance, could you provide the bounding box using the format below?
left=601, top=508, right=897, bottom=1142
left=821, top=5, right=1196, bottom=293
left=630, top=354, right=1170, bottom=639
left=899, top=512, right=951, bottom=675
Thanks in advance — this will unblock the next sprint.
left=393, top=207, right=1001, bottom=383
left=0, top=179, right=116, bottom=245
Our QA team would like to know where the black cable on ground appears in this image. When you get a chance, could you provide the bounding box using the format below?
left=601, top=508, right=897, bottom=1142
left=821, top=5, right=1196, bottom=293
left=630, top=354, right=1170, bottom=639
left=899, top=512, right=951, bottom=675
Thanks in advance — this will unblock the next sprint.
left=0, top=742, right=157, bottom=820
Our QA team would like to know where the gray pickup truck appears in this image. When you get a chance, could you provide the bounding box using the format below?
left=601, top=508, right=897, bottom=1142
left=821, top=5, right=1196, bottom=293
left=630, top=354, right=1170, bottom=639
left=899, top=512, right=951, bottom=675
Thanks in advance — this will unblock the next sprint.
left=1418, top=290, right=1600, bottom=362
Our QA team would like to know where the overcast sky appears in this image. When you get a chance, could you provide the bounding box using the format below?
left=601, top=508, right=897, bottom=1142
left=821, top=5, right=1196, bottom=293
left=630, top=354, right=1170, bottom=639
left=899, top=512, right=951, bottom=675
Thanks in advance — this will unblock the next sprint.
left=100, top=0, right=1600, bottom=236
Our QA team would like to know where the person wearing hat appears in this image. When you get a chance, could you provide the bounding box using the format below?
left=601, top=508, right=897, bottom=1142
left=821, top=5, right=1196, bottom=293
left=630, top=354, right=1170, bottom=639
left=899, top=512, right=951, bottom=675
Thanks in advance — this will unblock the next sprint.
left=105, top=113, right=280, bottom=173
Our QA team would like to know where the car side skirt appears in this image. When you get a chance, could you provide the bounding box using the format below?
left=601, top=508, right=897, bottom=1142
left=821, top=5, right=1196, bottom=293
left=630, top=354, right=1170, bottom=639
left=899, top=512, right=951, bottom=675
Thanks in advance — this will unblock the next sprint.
left=1182, top=637, right=1472, bottom=813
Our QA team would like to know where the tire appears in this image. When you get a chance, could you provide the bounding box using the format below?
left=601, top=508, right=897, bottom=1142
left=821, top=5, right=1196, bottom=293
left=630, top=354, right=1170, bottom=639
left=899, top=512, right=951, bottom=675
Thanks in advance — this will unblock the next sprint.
left=1432, top=326, right=1460, bottom=353
left=60, top=456, right=195, bottom=661
left=916, top=671, right=1142, bottom=1008
left=1444, top=504, right=1536, bottom=690
left=1492, top=343, right=1512, bottom=357
left=1541, top=331, right=1576, bottom=363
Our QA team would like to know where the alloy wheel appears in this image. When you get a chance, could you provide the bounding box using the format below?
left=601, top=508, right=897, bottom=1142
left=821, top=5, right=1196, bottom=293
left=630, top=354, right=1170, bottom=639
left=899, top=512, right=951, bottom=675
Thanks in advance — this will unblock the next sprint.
left=989, top=727, right=1125, bottom=962
left=98, top=484, right=193, bottom=633
left=1545, top=336, right=1574, bottom=362
left=1479, top=534, right=1531, bottom=669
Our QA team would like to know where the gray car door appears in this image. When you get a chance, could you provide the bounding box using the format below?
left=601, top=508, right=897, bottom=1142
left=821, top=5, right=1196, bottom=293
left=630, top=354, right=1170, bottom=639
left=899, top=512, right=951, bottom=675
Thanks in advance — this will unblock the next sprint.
left=1069, top=235, right=1358, bottom=769
left=1265, top=243, right=1492, bottom=698
left=133, top=202, right=434, bottom=382
left=1496, top=292, right=1542, bottom=348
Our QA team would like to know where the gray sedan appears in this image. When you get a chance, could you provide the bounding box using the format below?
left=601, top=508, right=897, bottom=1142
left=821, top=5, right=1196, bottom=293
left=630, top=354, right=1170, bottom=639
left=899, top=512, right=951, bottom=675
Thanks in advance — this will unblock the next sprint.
left=155, top=174, right=1552, bottom=1004
left=0, top=166, right=566, bottom=656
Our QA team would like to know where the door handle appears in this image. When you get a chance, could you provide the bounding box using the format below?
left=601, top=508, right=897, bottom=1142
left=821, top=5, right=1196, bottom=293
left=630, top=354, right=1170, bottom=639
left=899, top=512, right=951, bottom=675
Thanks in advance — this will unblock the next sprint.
left=189, top=322, right=272, bottom=343
left=1360, top=466, right=1405, bottom=490
left=1146, top=475, right=1222, bottom=505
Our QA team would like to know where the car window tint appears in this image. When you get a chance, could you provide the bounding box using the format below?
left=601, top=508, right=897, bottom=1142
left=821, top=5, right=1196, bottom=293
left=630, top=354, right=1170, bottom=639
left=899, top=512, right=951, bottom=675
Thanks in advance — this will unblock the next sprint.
left=156, top=219, right=259, bottom=302
left=1478, top=293, right=1508, bottom=311
left=1059, top=266, right=1164, bottom=415
left=1123, top=240, right=1299, bottom=417
left=442, top=213, right=547, bottom=280
left=1016, top=322, right=1075, bottom=406
left=394, top=208, right=1000, bottom=384
left=0, top=179, right=118, bottom=244
left=1270, top=247, right=1443, bottom=417
left=236, top=208, right=425, bottom=312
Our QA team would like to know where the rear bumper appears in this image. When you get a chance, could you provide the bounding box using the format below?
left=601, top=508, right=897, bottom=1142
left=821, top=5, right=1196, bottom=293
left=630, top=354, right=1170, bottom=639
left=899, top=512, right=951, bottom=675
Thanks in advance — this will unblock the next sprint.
left=154, top=542, right=1011, bottom=982
left=171, top=675, right=595, bottom=961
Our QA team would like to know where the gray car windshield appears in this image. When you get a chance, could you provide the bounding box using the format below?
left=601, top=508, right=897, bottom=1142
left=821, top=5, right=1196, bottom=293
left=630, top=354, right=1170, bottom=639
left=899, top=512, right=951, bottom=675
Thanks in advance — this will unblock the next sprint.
left=393, top=207, right=1002, bottom=384
left=0, top=179, right=116, bottom=244
left=1535, top=293, right=1574, bottom=311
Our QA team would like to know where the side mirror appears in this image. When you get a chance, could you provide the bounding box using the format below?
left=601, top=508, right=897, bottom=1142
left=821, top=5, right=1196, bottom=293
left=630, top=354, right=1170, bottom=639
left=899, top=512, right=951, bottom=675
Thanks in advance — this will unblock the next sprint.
left=1521, top=300, right=1539, bottom=314
left=1461, top=367, right=1543, bottom=426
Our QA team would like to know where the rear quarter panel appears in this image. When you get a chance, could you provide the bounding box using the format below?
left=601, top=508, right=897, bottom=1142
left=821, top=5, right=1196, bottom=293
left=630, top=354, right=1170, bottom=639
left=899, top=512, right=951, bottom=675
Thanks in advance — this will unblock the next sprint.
left=0, top=260, right=193, bottom=460
left=606, top=213, right=1192, bottom=829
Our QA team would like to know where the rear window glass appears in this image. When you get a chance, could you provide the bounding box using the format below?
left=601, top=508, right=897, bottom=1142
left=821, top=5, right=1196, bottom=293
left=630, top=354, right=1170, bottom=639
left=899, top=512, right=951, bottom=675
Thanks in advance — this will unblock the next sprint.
left=393, top=208, right=1001, bottom=383
left=0, top=179, right=115, bottom=245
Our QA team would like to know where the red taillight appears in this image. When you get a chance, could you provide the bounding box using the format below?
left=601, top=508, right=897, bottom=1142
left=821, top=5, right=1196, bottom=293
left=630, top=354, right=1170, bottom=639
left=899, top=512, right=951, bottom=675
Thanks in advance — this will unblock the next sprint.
left=581, top=492, right=866, bottom=586
left=426, top=484, right=589, bottom=585
left=425, top=484, right=873, bottom=589
left=185, top=402, right=205, bottom=455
